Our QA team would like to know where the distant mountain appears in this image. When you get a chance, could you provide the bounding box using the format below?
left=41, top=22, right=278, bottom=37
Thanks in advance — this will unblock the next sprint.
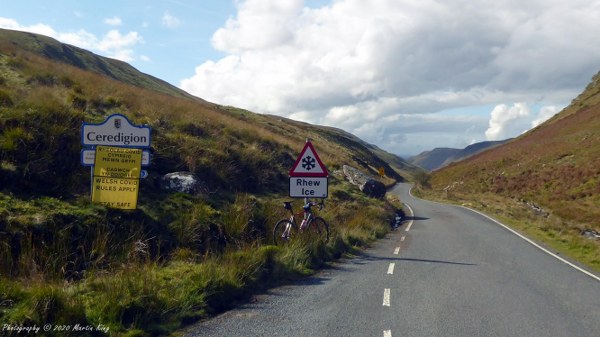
left=410, top=140, right=511, bottom=171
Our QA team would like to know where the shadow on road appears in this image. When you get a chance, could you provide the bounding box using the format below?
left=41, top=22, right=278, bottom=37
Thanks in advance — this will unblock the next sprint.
left=397, top=257, right=477, bottom=266
left=403, top=216, right=429, bottom=221
left=350, top=252, right=477, bottom=267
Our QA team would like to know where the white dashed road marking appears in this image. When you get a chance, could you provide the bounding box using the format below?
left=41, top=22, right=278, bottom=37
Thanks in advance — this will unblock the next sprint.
left=387, top=263, right=395, bottom=275
left=383, top=288, right=390, bottom=306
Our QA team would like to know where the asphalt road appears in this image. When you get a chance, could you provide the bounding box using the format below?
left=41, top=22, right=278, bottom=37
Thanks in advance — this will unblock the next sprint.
left=182, top=183, right=600, bottom=337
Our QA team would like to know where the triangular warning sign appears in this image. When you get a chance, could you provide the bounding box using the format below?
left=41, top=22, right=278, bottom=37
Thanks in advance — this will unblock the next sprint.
left=289, top=141, right=329, bottom=177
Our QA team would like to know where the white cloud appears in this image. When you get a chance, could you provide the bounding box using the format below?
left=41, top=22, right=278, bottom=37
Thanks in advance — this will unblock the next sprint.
left=0, top=17, right=142, bottom=62
left=485, top=103, right=530, bottom=140
left=104, top=16, right=122, bottom=27
left=211, top=0, right=303, bottom=52
left=0, top=17, right=56, bottom=37
left=161, top=12, right=181, bottom=28
left=57, top=29, right=142, bottom=62
left=97, top=30, right=141, bottom=52
left=532, top=106, right=560, bottom=128
left=181, top=0, right=600, bottom=154
left=485, top=103, right=562, bottom=141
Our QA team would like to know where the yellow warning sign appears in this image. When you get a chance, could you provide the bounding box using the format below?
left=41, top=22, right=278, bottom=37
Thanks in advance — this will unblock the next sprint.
left=91, top=146, right=142, bottom=210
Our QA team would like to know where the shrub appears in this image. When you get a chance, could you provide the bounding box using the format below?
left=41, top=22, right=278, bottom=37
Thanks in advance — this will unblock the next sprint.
left=0, top=89, right=13, bottom=106
left=414, top=170, right=431, bottom=188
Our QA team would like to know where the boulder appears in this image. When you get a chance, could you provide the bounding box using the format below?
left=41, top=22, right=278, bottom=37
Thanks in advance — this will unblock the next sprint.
left=342, top=165, right=386, bottom=198
left=361, top=178, right=386, bottom=198
left=160, top=171, right=203, bottom=194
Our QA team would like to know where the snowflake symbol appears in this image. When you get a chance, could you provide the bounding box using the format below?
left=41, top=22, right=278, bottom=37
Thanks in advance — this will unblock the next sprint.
left=302, top=156, right=316, bottom=171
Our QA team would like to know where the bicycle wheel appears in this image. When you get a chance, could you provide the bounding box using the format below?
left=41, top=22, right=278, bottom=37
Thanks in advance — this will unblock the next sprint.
left=273, top=219, right=296, bottom=245
left=307, top=217, right=329, bottom=243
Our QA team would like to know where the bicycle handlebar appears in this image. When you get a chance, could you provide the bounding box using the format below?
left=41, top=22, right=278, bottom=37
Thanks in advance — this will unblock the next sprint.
left=303, top=199, right=325, bottom=212
left=284, top=199, right=325, bottom=212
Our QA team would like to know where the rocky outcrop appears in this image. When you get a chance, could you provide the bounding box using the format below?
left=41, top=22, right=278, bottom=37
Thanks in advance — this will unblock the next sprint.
left=160, top=172, right=203, bottom=194
left=342, top=165, right=386, bottom=198
left=582, top=229, right=600, bottom=240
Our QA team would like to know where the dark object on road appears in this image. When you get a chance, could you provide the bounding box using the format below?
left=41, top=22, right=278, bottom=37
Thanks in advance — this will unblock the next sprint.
left=391, top=208, right=405, bottom=230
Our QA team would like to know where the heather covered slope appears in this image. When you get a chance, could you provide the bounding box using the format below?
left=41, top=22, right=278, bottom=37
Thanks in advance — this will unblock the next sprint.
left=421, top=71, right=600, bottom=270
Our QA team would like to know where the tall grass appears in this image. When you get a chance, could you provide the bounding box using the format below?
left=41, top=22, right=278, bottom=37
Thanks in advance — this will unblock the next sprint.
left=1, top=198, right=391, bottom=336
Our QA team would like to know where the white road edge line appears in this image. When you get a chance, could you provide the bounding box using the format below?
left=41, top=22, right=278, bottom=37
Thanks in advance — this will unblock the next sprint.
left=383, top=288, right=390, bottom=306
left=403, top=202, right=414, bottom=232
left=387, top=263, right=395, bottom=275
left=465, top=206, right=600, bottom=282
left=401, top=236, right=406, bottom=242
left=393, top=247, right=400, bottom=255
left=383, top=330, right=392, bottom=337
left=407, top=185, right=600, bottom=282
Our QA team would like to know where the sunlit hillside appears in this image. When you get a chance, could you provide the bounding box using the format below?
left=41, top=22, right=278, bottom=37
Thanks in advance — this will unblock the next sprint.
left=420, top=71, right=600, bottom=270
left=0, top=28, right=412, bottom=336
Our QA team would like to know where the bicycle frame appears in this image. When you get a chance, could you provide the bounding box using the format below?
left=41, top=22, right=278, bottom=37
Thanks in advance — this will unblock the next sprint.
left=275, top=200, right=328, bottom=244
left=281, top=202, right=315, bottom=237
left=281, top=214, right=295, bottom=239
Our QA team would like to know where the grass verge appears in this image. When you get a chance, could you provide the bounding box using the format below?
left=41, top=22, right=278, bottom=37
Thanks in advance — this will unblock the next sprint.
left=0, top=193, right=393, bottom=337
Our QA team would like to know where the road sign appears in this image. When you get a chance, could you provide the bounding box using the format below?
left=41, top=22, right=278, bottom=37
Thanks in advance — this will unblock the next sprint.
left=91, top=146, right=142, bottom=210
left=288, top=141, right=328, bottom=198
left=289, top=141, right=328, bottom=177
left=289, top=177, right=328, bottom=198
left=81, top=149, right=150, bottom=166
left=82, top=114, right=151, bottom=148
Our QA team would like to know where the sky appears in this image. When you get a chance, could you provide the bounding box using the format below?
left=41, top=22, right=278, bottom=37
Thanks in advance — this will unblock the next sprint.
left=3, top=0, right=600, bottom=157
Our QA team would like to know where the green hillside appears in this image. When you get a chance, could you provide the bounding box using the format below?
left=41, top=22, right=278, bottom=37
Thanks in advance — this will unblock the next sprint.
left=0, top=29, right=411, bottom=336
left=0, top=28, right=196, bottom=100
left=418, top=71, right=600, bottom=271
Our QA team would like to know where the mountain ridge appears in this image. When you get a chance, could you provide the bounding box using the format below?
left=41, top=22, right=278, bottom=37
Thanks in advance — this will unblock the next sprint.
left=0, top=28, right=199, bottom=100
left=410, top=139, right=511, bottom=171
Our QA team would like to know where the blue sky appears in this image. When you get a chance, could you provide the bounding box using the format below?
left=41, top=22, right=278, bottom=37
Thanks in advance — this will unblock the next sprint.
left=3, top=0, right=600, bottom=157
left=1, top=1, right=234, bottom=83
